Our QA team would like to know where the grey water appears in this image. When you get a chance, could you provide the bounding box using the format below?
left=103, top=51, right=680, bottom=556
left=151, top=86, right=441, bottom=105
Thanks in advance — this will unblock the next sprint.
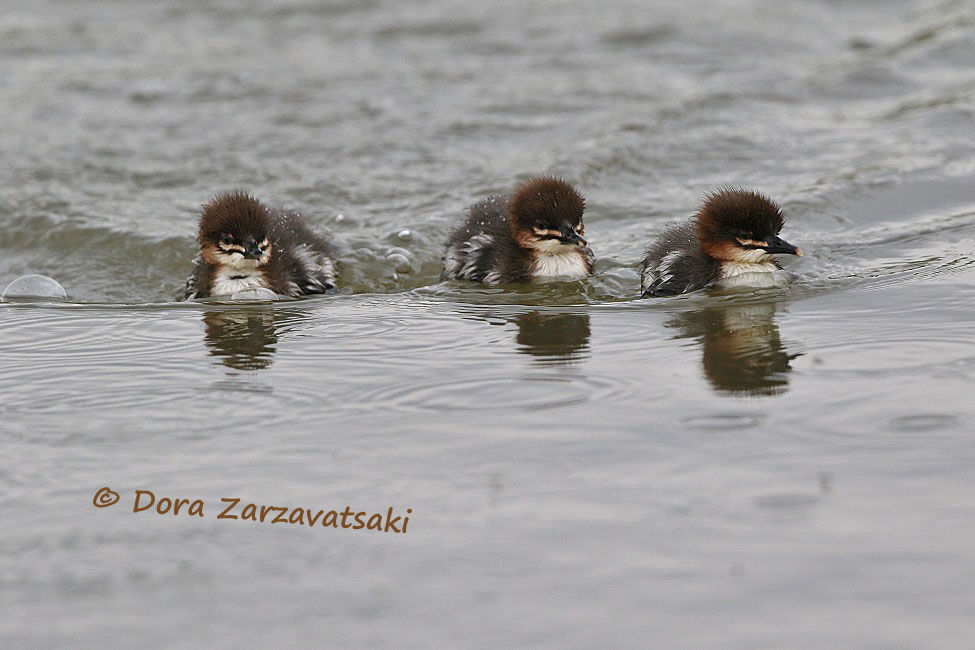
left=2, top=0, right=975, bottom=647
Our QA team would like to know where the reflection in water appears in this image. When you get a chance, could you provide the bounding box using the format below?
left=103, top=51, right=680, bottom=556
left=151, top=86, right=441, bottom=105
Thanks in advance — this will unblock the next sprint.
left=202, top=308, right=279, bottom=370
left=668, top=302, right=799, bottom=396
left=513, top=311, right=591, bottom=364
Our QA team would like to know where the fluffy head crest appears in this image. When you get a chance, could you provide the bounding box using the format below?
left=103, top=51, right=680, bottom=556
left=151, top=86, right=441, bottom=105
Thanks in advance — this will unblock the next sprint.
left=198, top=191, right=270, bottom=243
left=697, top=188, right=784, bottom=242
left=507, top=176, right=585, bottom=231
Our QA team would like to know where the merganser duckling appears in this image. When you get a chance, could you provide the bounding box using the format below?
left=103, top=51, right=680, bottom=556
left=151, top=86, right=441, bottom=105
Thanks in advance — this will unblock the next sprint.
left=442, top=176, right=593, bottom=284
left=641, top=188, right=802, bottom=297
left=183, top=191, right=337, bottom=299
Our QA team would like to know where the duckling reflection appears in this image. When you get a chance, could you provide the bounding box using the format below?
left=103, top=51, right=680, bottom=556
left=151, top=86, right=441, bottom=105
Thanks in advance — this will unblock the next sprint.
left=513, top=311, right=591, bottom=364
left=202, top=307, right=279, bottom=370
left=667, top=302, right=799, bottom=396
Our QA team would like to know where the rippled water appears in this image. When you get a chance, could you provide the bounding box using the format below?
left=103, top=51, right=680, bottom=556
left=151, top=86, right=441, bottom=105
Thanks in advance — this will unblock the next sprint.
left=3, top=0, right=975, bottom=647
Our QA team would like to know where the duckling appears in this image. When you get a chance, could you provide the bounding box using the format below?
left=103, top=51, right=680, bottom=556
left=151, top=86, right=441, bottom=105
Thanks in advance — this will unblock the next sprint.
left=641, top=188, right=801, bottom=297
left=442, top=176, right=593, bottom=284
left=183, top=191, right=337, bottom=299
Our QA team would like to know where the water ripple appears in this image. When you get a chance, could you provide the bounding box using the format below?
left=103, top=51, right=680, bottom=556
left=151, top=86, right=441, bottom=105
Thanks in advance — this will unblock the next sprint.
left=354, top=371, right=641, bottom=414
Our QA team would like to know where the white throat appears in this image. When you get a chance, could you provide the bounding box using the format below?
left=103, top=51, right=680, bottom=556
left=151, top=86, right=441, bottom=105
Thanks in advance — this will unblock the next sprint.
left=530, top=244, right=589, bottom=279
left=717, top=250, right=789, bottom=289
left=719, top=248, right=778, bottom=277
left=211, top=267, right=269, bottom=296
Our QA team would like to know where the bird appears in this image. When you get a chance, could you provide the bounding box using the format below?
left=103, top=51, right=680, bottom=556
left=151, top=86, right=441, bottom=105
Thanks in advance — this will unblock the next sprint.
left=442, top=176, right=594, bottom=284
left=641, top=188, right=802, bottom=297
left=182, top=191, right=337, bottom=299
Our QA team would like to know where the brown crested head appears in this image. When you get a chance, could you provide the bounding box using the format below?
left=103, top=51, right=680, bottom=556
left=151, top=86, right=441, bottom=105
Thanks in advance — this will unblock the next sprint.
left=198, top=191, right=273, bottom=268
left=696, top=188, right=802, bottom=260
left=507, top=176, right=588, bottom=250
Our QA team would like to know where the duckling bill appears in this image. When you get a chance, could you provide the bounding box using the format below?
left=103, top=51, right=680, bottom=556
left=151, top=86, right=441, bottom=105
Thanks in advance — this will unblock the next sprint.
left=641, top=188, right=802, bottom=297
left=442, top=176, right=593, bottom=284
left=183, top=191, right=337, bottom=299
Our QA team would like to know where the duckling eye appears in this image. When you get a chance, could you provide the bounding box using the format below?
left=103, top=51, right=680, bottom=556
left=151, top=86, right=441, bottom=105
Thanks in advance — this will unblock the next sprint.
left=220, top=234, right=234, bottom=246
left=534, top=220, right=546, bottom=230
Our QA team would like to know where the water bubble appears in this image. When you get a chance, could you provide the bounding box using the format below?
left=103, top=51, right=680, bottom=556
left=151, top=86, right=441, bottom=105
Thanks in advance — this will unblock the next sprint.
left=1, top=274, right=67, bottom=301
left=386, top=253, right=411, bottom=273
left=230, top=288, right=279, bottom=301
left=397, top=229, right=413, bottom=240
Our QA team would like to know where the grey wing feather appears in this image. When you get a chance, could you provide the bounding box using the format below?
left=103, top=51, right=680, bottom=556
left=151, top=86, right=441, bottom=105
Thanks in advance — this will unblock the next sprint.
left=181, top=255, right=206, bottom=300
left=442, top=194, right=509, bottom=281
left=640, top=220, right=715, bottom=297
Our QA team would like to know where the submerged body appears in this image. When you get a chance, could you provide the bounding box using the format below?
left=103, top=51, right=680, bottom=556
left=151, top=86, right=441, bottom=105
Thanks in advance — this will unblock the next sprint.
left=641, top=189, right=801, bottom=297
left=442, top=177, right=594, bottom=284
left=183, top=192, right=337, bottom=300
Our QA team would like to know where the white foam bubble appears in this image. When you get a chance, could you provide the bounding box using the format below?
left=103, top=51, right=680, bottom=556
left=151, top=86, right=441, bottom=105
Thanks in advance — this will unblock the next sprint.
left=230, top=288, right=280, bottom=301
left=1, top=274, right=68, bottom=301
left=386, top=253, right=411, bottom=273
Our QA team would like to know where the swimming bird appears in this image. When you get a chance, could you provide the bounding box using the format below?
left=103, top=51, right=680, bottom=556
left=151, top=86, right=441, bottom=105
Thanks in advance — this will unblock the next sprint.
left=442, top=176, right=593, bottom=284
left=640, top=188, right=802, bottom=297
left=183, top=191, right=337, bottom=299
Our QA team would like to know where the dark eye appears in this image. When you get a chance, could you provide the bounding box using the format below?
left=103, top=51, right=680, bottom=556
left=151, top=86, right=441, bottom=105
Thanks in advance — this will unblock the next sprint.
left=534, top=221, right=546, bottom=230
left=220, top=234, right=233, bottom=246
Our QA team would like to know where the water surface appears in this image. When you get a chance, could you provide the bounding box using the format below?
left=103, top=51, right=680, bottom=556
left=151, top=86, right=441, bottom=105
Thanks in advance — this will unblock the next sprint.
left=2, top=0, right=975, bottom=647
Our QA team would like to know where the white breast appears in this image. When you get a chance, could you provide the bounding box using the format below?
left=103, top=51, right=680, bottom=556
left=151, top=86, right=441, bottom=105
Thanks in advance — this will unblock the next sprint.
left=531, top=251, right=589, bottom=279
left=716, top=265, right=791, bottom=289
left=211, top=269, right=269, bottom=296
left=720, top=260, right=780, bottom=278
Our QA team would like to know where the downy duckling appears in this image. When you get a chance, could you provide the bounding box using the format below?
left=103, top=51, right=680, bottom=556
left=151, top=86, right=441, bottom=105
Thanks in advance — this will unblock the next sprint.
left=183, top=191, right=337, bottom=299
left=641, top=188, right=801, bottom=297
left=442, top=176, right=593, bottom=284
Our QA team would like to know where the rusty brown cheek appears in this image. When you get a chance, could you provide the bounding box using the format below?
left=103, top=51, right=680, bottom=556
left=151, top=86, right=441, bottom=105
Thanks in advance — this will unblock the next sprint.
left=201, top=243, right=227, bottom=265
left=702, top=241, right=741, bottom=261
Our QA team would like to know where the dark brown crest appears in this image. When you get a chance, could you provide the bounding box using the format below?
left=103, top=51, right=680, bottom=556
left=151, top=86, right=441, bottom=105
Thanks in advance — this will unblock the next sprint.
left=697, top=188, right=785, bottom=243
left=198, top=191, right=271, bottom=244
left=507, top=176, right=585, bottom=231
